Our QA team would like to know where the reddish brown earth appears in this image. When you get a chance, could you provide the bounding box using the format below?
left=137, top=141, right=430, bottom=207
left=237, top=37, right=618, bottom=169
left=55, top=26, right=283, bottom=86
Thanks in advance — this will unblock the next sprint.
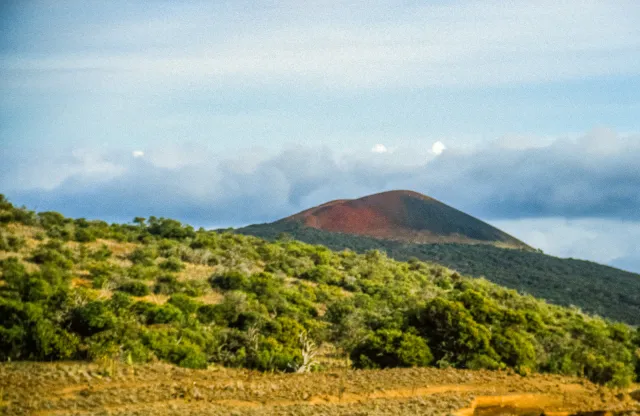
left=282, top=190, right=530, bottom=248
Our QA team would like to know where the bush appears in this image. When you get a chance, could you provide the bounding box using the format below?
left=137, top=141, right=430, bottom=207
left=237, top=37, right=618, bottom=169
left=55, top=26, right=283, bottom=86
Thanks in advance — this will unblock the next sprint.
left=153, top=274, right=182, bottom=294
left=413, top=298, right=494, bottom=366
left=128, top=265, right=160, bottom=281
left=128, top=247, right=157, bottom=266
left=117, top=281, right=150, bottom=297
left=89, top=244, right=112, bottom=261
left=0, top=230, right=25, bottom=252
left=149, top=304, right=183, bottom=324
left=197, top=304, right=219, bottom=324
left=351, top=329, right=433, bottom=369
left=159, top=256, right=184, bottom=272
left=30, top=241, right=73, bottom=269
left=70, top=301, right=116, bottom=337
left=168, top=293, right=200, bottom=315
left=210, top=270, right=250, bottom=291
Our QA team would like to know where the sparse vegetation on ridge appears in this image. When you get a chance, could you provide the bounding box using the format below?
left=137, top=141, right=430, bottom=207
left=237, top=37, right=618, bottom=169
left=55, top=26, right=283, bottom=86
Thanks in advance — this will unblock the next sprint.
left=1, top=195, right=640, bottom=387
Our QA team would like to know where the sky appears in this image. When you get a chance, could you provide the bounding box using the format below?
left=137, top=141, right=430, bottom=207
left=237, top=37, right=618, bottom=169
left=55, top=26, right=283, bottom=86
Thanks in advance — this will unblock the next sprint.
left=1, top=0, right=639, bottom=272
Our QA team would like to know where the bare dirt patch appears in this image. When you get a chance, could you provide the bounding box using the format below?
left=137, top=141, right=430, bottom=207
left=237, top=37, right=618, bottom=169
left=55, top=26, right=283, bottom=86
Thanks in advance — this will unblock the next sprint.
left=1, top=363, right=638, bottom=416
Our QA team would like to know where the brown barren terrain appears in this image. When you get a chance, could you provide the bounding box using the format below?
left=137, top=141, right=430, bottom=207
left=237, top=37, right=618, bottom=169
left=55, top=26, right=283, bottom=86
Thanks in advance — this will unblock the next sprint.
left=282, top=190, right=530, bottom=248
left=1, top=363, right=638, bottom=416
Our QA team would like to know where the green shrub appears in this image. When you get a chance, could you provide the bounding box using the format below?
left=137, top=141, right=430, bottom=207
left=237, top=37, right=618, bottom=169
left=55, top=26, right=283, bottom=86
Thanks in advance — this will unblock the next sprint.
left=168, top=293, right=200, bottom=314
left=351, top=329, right=433, bottom=369
left=153, top=274, right=182, bottom=294
left=117, top=281, right=150, bottom=297
left=159, top=256, right=184, bottom=272
left=413, top=298, right=494, bottom=366
left=89, top=244, right=112, bottom=261
left=182, top=279, right=207, bottom=297
left=74, top=227, right=96, bottom=242
left=210, top=270, right=250, bottom=291
left=197, top=304, right=219, bottom=324
left=30, top=240, right=73, bottom=269
left=128, top=265, right=160, bottom=281
left=128, top=247, right=157, bottom=266
left=149, top=303, right=183, bottom=324
left=70, top=301, right=116, bottom=336
left=0, top=230, right=25, bottom=252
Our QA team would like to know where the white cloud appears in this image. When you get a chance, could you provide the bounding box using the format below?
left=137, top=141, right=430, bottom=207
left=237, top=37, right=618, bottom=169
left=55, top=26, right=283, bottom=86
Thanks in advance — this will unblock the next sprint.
left=371, top=144, right=388, bottom=153
left=431, top=141, right=446, bottom=155
left=132, top=150, right=145, bottom=158
left=491, top=217, right=640, bottom=270
left=4, top=128, right=640, bottom=271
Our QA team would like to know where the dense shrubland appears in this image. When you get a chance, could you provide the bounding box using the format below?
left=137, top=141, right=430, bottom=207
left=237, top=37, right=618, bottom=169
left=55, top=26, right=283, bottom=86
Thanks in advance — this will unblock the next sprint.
left=239, top=220, right=640, bottom=325
left=1, top=195, right=639, bottom=386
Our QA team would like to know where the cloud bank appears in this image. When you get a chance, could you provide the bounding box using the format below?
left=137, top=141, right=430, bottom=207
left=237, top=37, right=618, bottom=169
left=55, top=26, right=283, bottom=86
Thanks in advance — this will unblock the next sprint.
left=2, top=128, right=639, bottom=271
left=2, top=128, right=638, bottom=224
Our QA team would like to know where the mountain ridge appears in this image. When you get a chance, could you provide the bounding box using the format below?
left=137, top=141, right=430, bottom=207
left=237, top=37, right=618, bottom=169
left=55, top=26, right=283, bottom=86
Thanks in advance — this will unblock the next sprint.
left=237, top=191, right=640, bottom=325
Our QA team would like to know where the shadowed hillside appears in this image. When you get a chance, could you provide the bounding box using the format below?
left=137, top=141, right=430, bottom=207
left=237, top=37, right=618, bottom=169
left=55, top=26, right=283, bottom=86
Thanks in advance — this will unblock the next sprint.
left=238, top=213, right=640, bottom=326
left=281, top=190, right=530, bottom=249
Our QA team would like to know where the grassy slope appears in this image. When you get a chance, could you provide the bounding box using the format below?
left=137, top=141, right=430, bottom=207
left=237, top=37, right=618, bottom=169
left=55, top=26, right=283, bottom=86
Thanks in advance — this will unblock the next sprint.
left=237, top=221, right=640, bottom=325
left=1, top=197, right=639, bottom=388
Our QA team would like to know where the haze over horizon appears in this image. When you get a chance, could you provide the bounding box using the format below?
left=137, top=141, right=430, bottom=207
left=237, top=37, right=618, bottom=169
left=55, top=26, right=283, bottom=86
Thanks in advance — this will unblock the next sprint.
left=1, top=1, right=639, bottom=272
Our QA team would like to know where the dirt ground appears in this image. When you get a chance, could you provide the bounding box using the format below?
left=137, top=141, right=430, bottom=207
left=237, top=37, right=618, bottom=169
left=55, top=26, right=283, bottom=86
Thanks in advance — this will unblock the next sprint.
left=1, top=362, right=639, bottom=416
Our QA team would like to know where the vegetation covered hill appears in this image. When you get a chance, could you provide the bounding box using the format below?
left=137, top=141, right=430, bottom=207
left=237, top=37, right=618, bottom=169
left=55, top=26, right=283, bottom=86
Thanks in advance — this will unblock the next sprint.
left=279, top=190, right=530, bottom=248
left=1, top=195, right=640, bottom=388
left=238, top=221, right=640, bottom=325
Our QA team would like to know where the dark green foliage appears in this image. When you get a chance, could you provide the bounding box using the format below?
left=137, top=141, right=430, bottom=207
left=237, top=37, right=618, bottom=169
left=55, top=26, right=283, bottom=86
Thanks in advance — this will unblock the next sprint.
left=168, top=293, right=200, bottom=314
left=153, top=274, right=181, bottom=294
left=238, top=221, right=640, bottom=325
left=414, top=298, right=494, bottom=367
left=147, top=217, right=195, bottom=240
left=352, top=329, right=433, bottom=369
left=0, top=194, right=37, bottom=225
left=210, top=270, right=250, bottom=291
left=159, top=256, right=184, bottom=272
left=70, top=301, right=116, bottom=337
left=117, top=281, right=151, bottom=297
left=128, top=247, right=157, bottom=266
left=29, top=240, right=74, bottom=269
left=148, top=303, right=184, bottom=324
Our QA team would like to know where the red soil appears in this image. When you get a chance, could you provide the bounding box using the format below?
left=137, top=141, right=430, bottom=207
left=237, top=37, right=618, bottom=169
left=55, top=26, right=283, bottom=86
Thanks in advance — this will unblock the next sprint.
left=283, top=190, right=527, bottom=247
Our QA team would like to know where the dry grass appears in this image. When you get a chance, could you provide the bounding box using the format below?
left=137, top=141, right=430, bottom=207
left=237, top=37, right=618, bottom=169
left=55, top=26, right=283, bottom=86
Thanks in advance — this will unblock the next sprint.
left=1, top=362, right=637, bottom=416
left=197, top=290, right=224, bottom=305
left=179, top=263, right=217, bottom=282
left=138, top=293, right=169, bottom=305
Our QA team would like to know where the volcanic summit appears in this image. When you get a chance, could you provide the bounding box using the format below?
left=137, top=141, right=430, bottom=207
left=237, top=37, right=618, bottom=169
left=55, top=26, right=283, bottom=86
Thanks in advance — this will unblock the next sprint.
left=278, top=190, right=530, bottom=248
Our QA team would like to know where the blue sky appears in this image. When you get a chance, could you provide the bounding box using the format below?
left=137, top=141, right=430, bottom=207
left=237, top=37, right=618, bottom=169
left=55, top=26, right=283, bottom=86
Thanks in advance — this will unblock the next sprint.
left=1, top=1, right=640, bottom=272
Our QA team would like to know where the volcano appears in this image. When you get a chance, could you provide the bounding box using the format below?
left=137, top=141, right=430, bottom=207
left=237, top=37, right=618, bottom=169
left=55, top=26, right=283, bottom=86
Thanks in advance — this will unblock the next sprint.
left=276, top=190, right=529, bottom=249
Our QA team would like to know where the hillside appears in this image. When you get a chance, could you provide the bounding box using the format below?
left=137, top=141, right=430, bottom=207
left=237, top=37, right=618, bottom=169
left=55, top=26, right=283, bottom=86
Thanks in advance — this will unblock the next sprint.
left=1, top=195, right=639, bottom=390
left=238, top=218, right=640, bottom=326
left=279, top=190, right=530, bottom=249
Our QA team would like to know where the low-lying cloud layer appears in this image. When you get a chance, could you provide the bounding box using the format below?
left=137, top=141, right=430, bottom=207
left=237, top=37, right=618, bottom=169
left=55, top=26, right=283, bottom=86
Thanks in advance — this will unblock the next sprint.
left=2, top=128, right=639, bottom=271
left=4, top=128, right=638, bottom=223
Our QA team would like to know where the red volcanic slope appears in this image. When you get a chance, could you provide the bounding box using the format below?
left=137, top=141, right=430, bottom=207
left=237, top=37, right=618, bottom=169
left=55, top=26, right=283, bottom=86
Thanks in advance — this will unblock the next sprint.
left=282, top=190, right=530, bottom=248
